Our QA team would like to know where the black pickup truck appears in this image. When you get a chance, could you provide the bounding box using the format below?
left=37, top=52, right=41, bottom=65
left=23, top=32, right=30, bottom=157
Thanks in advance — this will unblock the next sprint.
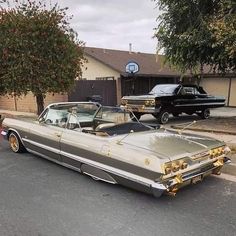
left=121, top=84, right=225, bottom=124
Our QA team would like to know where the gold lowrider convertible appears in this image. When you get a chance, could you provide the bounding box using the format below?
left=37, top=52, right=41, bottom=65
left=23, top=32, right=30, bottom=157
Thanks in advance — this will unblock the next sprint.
left=1, top=102, right=231, bottom=197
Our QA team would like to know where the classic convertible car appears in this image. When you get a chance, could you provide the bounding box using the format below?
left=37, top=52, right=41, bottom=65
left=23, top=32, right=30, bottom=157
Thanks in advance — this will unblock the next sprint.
left=121, top=84, right=225, bottom=124
left=1, top=102, right=231, bottom=197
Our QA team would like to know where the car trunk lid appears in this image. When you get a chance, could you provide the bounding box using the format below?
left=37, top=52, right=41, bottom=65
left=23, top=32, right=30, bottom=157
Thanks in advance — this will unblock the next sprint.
left=121, top=130, right=223, bottom=161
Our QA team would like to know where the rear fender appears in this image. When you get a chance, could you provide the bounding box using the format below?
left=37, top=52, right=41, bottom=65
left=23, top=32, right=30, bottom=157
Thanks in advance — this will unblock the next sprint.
left=81, top=164, right=117, bottom=184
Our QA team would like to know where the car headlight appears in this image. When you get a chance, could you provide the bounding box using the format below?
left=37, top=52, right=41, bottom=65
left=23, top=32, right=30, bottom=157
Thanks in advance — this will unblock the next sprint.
left=121, top=99, right=128, bottom=105
left=150, top=100, right=155, bottom=106
left=145, top=99, right=155, bottom=107
left=209, top=146, right=227, bottom=159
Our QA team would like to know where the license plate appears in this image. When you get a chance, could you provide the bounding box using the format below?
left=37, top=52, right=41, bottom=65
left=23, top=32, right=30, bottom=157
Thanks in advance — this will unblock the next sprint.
left=192, top=175, right=202, bottom=184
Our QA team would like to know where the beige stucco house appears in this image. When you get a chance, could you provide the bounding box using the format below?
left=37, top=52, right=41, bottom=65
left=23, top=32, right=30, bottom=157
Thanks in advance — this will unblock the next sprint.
left=0, top=47, right=235, bottom=112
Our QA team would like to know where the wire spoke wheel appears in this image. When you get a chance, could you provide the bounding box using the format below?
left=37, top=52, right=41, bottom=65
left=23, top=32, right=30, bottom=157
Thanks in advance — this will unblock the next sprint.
left=161, top=112, right=169, bottom=124
left=9, top=134, right=19, bottom=152
left=8, top=132, right=25, bottom=153
left=203, top=109, right=210, bottom=118
left=157, top=110, right=169, bottom=124
left=198, top=108, right=210, bottom=119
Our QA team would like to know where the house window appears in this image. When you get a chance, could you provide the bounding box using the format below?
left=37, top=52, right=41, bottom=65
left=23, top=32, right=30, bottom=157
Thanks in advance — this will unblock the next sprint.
left=95, top=76, right=114, bottom=80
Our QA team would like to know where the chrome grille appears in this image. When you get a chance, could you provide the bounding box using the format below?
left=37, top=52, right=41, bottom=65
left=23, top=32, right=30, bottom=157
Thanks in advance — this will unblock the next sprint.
left=127, top=100, right=146, bottom=105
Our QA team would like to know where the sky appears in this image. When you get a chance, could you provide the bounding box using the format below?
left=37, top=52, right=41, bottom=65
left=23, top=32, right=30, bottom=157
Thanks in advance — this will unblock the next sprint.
left=54, top=0, right=159, bottom=53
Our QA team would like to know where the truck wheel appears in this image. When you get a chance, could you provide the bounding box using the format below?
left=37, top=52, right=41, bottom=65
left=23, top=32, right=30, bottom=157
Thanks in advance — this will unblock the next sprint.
left=130, top=112, right=141, bottom=121
left=8, top=132, right=26, bottom=153
left=198, top=108, right=210, bottom=119
left=157, top=110, right=169, bottom=124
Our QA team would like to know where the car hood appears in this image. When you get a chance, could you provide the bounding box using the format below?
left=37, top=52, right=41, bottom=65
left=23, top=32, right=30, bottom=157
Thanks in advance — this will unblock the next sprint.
left=122, top=95, right=156, bottom=100
left=120, top=130, right=224, bottom=161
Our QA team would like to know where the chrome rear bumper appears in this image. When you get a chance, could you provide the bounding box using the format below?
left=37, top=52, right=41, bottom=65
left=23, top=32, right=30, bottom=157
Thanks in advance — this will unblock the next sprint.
left=151, top=156, right=231, bottom=197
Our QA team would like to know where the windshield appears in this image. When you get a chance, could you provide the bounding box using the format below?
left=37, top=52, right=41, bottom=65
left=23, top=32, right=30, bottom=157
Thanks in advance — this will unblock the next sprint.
left=94, top=106, right=131, bottom=123
left=40, top=102, right=99, bottom=127
left=149, top=84, right=179, bottom=95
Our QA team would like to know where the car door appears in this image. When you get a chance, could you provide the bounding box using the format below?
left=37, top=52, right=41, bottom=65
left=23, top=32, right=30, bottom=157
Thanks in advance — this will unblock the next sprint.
left=23, top=107, right=66, bottom=162
left=173, top=86, right=196, bottom=111
left=25, top=122, right=63, bottom=162
left=60, top=111, right=108, bottom=170
left=193, top=86, right=212, bottom=107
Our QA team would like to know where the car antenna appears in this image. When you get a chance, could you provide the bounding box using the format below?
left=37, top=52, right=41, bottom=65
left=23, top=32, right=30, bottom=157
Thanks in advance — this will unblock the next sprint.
left=128, top=110, right=140, bottom=123
left=178, top=120, right=196, bottom=135
left=116, top=130, right=134, bottom=145
left=127, top=108, right=155, bottom=131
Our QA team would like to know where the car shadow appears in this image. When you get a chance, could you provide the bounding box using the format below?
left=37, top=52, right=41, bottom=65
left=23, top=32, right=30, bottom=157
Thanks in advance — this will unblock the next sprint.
left=140, top=114, right=202, bottom=127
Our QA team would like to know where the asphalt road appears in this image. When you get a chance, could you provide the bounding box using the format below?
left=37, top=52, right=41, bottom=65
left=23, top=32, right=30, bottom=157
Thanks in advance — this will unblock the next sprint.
left=0, top=140, right=236, bottom=236
left=139, top=108, right=236, bottom=128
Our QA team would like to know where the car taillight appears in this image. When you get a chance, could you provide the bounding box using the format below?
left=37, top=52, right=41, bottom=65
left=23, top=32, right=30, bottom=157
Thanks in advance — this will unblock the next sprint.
left=164, top=159, right=189, bottom=175
left=172, top=164, right=180, bottom=172
left=180, top=162, right=188, bottom=169
left=165, top=167, right=172, bottom=175
left=209, top=146, right=228, bottom=159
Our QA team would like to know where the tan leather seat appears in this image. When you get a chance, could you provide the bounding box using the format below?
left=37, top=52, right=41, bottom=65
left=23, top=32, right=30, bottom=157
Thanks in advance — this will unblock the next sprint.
left=95, top=123, right=115, bottom=131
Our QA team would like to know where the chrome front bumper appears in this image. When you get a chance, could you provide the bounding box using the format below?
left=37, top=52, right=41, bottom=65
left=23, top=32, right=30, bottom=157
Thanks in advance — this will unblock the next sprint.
left=151, top=156, right=231, bottom=197
left=123, top=105, right=161, bottom=114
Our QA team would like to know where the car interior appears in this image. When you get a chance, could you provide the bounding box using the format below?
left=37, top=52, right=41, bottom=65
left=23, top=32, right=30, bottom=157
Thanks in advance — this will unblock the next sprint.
left=42, top=104, right=155, bottom=136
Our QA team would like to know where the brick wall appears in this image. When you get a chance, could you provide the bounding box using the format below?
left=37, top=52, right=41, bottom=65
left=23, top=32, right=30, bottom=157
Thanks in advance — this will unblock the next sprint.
left=0, top=92, right=68, bottom=113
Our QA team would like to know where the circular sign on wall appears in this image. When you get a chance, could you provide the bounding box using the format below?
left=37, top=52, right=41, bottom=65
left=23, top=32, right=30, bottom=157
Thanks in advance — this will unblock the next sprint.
left=125, top=61, right=139, bottom=74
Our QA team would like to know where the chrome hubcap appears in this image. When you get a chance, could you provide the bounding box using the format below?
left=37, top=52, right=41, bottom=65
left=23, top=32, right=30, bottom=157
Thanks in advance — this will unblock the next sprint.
left=161, top=112, right=169, bottom=124
left=204, top=109, right=210, bottom=118
left=9, top=134, right=19, bottom=152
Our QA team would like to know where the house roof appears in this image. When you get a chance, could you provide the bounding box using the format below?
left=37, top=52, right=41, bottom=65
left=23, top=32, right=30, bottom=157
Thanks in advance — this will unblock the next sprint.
left=84, top=47, right=181, bottom=77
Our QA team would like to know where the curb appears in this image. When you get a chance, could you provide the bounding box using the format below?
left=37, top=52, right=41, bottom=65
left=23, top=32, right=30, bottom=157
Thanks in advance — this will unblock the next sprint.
left=171, top=125, right=236, bottom=136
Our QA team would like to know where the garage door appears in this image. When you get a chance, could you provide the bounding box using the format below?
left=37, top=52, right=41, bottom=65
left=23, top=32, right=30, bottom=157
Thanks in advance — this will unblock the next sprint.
left=229, top=78, right=236, bottom=107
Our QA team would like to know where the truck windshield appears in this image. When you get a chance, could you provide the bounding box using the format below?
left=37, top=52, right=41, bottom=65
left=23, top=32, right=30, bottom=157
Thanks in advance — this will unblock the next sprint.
left=149, top=84, right=179, bottom=95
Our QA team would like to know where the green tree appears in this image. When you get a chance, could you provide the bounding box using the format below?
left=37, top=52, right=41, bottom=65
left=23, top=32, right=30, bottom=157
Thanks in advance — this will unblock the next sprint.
left=154, top=0, right=236, bottom=75
left=208, top=1, right=236, bottom=73
left=0, top=0, right=85, bottom=114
